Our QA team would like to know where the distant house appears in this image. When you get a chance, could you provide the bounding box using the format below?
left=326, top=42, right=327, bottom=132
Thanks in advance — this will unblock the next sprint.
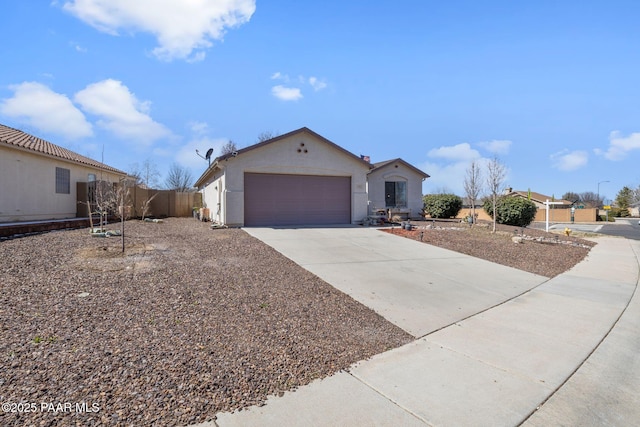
left=0, top=123, right=127, bottom=222
left=630, top=201, right=640, bottom=218
left=367, top=158, right=429, bottom=220
left=505, top=189, right=598, bottom=223
left=194, top=127, right=428, bottom=226
left=505, top=190, right=572, bottom=209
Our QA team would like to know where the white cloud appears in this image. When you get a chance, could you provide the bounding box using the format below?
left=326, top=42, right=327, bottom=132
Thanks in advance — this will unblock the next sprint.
left=74, top=79, right=171, bottom=144
left=269, top=72, right=328, bottom=99
left=62, top=0, right=256, bottom=61
left=477, top=139, right=512, bottom=155
left=309, top=76, right=327, bottom=91
left=550, top=149, right=588, bottom=171
left=271, top=85, right=303, bottom=101
left=0, top=81, right=93, bottom=139
left=188, top=121, right=209, bottom=136
left=422, top=143, right=513, bottom=196
left=427, top=143, right=480, bottom=162
left=595, top=131, right=640, bottom=161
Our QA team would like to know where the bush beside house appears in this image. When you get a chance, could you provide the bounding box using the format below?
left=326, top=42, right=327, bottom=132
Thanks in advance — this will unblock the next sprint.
left=423, top=194, right=463, bottom=218
left=483, top=196, right=537, bottom=227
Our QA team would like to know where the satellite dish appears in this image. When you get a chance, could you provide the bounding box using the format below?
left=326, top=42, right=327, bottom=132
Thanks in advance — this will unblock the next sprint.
left=205, top=148, right=213, bottom=160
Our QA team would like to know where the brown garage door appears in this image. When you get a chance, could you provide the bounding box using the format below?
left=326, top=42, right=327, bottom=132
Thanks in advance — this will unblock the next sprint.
left=244, top=173, right=351, bottom=226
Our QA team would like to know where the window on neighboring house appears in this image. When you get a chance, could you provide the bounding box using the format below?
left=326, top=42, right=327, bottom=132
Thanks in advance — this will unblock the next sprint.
left=385, top=181, right=407, bottom=207
left=56, top=167, right=70, bottom=194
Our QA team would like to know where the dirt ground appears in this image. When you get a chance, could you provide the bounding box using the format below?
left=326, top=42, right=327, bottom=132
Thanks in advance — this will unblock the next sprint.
left=0, top=218, right=596, bottom=426
left=0, top=219, right=412, bottom=427
left=382, top=219, right=595, bottom=278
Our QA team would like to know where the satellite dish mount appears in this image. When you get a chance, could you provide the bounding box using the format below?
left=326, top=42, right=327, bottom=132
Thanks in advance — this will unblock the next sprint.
left=196, top=148, right=214, bottom=166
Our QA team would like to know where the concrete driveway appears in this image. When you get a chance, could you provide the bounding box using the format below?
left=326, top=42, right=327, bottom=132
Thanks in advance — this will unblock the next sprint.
left=201, top=228, right=640, bottom=427
left=244, top=226, right=548, bottom=338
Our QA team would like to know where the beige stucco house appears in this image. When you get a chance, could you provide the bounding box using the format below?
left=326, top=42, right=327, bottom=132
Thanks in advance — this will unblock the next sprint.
left=0, top=123, right=127, bottom=222
left=367, top=158, right=429, bottom=220
left=194, top=127, right=371, bottom=226
left=194, top=127, right=429, bottom=227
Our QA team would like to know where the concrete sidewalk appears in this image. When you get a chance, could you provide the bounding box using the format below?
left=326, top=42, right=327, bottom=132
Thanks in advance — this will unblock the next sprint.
left=197, top=230, right=639, bottom=427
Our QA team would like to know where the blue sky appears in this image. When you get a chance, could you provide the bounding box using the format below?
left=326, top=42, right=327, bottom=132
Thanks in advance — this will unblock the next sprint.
left=1, top=1, right=639, bottom=203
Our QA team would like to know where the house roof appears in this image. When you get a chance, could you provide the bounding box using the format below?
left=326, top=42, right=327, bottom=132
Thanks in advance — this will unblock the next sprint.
left=0, top=123, right=126, bottom=175
left=370, top=158, right=430, bottom=178
left=194, top=127, right=372, bottom=188
left=507, top=190, right=572, bottom=205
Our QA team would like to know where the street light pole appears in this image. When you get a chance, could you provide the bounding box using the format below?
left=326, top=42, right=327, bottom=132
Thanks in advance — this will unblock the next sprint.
left=597, top=180, right=609, bottom=208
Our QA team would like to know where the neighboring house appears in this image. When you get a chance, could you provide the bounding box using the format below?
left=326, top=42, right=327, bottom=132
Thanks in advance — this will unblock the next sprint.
left=505, top=189, right=597, bottom=222
left=0, top=123, right=127, bottom=222
left=194, top=127, right=429, bottom=226
left=505, top=190, right=571, bottom=209
left=630, top=201, right=640, bottom=218
left=367, top=158, right=429, bottom=219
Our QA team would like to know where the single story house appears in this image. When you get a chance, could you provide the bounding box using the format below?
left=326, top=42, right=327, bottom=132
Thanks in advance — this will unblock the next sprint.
left=505, top=189, right=597, bottom=222
left=194, top=127, right=429, bottom=226
left=505, top=189, right=572, bottom=209
left=0, top=123, right=127, bottom=222
left=367, top=158, right=429, bottom=219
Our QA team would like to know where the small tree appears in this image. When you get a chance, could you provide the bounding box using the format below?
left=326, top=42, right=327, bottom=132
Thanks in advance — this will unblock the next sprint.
left=486, top=156, right=507, bottom=233
left=129, top=159, right=161, bottom=188
left=562, top=191, right=581, bottom=204
left=615, top=186, right=633, bottom=217
left=165, top=163, right=193, bottom=191
left=256, top=131, right=277, bottom=143
left=484, top=197, right=537, bottom=227
left=633, top=185, right=640, bottom=205
left=463, top=161, right=482, bottom=224
left=221, top=140, right=238, bottom=155
left=422, top=194, right=463, bottom=218
left=579, top=191, right=601, bottom=208
left=90, top=178, right=132, bottom=252
left=140, top=192, right=158, bottom=221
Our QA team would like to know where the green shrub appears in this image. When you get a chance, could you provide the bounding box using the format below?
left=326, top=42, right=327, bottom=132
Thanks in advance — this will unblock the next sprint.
left=422, top=194, right=463, bottom=218
left=606, top=207, right=630, bottom=218
left=483, top=196, right=537, bottom=227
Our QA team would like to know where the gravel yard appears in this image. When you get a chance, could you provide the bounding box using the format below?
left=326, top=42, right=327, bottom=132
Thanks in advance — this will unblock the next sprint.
left=0, top=218, right=412, bottom=426
left=383, top=220, right=596, bottom=278
left=1, top=218, right=596, bottom=426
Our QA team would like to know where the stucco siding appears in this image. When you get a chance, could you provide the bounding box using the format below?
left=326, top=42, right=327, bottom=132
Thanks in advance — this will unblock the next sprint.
left=201, top=131, right=369, bottom=226
left=367, top=162, right=425, bottom=219
left=0, top=145, right=124, bottom=222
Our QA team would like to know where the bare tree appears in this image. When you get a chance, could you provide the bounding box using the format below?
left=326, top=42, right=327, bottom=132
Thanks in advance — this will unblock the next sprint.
left=165, top=163, right=193, bottom=191
left=486, top=156, right=507, bottom=233
left=89, top=178, right=132, bottom=252
left=140, top=192, right=158, bottom=221
left=221, top=140, right=238, bottom=155
left=463, top=160, right=483, bottom=224
left=129, top=159, right=161, bottom=189
left=562, top=191, right=581, bottom=204
left=579, top=191, right=601, bottom=208
left=256, top=131, right=277, bottom=143
left=633, top=185, right=640, bottom=204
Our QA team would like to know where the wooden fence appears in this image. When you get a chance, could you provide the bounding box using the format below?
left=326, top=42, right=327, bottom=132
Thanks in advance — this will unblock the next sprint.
left=454, top=206, right=597, bottom=223
left=77, top=182, right=202, bottom=218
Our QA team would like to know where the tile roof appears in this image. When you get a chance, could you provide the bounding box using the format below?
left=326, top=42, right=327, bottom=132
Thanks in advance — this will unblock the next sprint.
left=508, top=190, right=572, bottom=205
left=0, top=123, right=126, bottom=175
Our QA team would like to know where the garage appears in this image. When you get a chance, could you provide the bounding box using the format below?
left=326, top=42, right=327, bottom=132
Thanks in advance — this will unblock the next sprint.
left=244, top=173, right=351, bottom=226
